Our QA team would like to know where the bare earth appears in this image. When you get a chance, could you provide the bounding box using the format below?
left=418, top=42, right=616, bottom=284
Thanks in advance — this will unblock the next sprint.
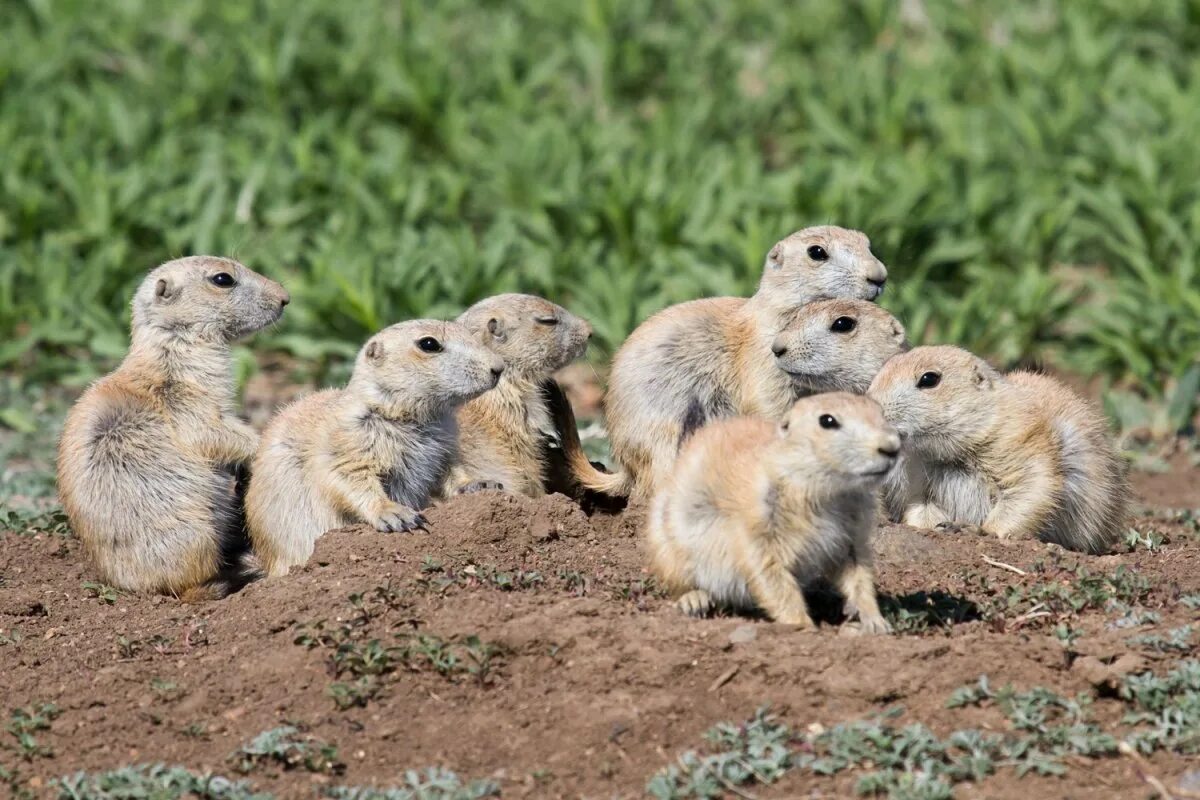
left=1, top=467, right=1198, bottom=798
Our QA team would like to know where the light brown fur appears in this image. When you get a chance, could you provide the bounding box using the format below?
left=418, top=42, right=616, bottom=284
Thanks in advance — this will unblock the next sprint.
left=646, top=393, right=901, bottom=632
left=246, top=320, right=504, bottom=577
left=867, top=346, right=1130, bottom=554
left=57, top=257, right=289, bottom=600
left=444, top=294, right=592, bottom=497
left=593, top=226, right=889, bottom=502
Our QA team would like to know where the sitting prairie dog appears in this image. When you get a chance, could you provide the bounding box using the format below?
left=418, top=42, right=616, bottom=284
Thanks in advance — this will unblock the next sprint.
left=769, top=299, right=908, bottom=394
left=590, top=226, right=888, bottom=502
left=867, top=345, right=1129, bottom=554
left=246, top=320, right=504, bottom=577
left=646, top=393, right=901, bottom=632
left=443, top=294, right=592, bottom=497
left=57, top=256, right=289, bottom=601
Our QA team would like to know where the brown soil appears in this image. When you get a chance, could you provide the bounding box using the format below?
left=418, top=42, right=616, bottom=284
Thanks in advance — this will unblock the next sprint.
left=2, top=469, right=1199, bottom=799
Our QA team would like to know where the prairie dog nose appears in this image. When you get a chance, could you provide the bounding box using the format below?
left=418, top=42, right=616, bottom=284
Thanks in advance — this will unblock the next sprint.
left=878, top=432, right=901, bottom=457
left=771, top=337, right=787, bottom=357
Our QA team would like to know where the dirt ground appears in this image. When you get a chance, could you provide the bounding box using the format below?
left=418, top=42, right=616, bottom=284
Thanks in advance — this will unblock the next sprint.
left=2, top=465, right=1199, bottom=799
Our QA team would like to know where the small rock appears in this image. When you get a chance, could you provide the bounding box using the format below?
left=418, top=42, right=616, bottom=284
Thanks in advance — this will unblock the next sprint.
left=728, top=625, right=757, bottom=645
left=1178, top=770, right=1200, bottom=792
left=1073, top=652, right=1147, bottom=689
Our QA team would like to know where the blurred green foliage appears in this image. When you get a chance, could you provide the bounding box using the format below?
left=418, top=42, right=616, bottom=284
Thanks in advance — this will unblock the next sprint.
left=0, top=0, right=1197, bottom=417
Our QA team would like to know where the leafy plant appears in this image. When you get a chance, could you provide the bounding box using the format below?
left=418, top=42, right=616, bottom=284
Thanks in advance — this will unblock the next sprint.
left=230, top=726, right=343, bottom=775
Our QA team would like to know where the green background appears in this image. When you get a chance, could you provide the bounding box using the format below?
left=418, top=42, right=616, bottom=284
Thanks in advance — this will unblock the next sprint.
left=2, top=0, right=1198, bottom=430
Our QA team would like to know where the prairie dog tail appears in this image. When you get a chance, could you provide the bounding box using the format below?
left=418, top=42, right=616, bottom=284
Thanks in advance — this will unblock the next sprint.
left=541, top=379, right=631, bottom=498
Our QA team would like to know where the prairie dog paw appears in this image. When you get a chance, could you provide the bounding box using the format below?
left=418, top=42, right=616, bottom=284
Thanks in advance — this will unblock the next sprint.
left=374, top=504, right=428, bottom=533
left=935, top=521, right=986, bottom=537
left=773, top=612, right=816, bottom=630
left=456, top=480, right=505, bottom=495
left=676, top=590, right=713, bottom=618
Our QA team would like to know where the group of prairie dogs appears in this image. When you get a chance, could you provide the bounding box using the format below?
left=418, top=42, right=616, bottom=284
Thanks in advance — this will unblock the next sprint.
left=58, top=227, right=1129, bottom=633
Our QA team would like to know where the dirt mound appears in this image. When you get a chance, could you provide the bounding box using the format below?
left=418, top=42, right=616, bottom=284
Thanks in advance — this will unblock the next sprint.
left=2, top=474, right=1199, bottom=798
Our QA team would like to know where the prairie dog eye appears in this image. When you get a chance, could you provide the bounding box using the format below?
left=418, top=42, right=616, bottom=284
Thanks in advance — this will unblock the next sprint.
left=209, top=273, right=236, bottom=288
left=535, top=315, right=559, bottom=326
left=416, top=337, right=443, bottom=353
left=830, top=316, right=856, bottom=333
left=818, top=414, right=840, bottom=430
left=807, top=245, right=829, bottom=262
left=917, top=371, right=941, bottom=389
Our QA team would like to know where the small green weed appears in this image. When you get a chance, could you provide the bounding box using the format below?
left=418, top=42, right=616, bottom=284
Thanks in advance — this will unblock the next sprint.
left=1128, top=625, right=1194, bottom=654
left=1121, top=660, right=1200, bottom=754
left=324, top=768, right=500, bottom=799
left=55, top=764, right=270, bottom=800
left=647, top=707, right=792, bottom=799
left=7, top=703, right=61, bottom=761
left=329, top=678, right=383, bottom=711
left=81, top=582, right=120, bottom=605
left=230, top=726, right=343, bottom=776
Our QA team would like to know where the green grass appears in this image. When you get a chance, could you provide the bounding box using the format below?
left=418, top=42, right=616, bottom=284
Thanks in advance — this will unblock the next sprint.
left=1, top=0, right=1199, bottom=424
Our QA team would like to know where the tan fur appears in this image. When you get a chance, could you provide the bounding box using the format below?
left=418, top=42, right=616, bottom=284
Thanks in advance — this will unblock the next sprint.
left=867, top=346, right=1130, bottom=554
left=246, top=320, right=504, bottom=577
left=57, top=257, right=289, bottom=599
left=596, top=226, right=889, bottom=502
left=646, top=393, right=901, bottom=632
left=443, top=294, right=592, bottom=497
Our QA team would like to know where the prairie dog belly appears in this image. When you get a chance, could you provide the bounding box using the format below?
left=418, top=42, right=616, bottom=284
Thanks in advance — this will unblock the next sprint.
left=927, top=464, right=994, bottom=524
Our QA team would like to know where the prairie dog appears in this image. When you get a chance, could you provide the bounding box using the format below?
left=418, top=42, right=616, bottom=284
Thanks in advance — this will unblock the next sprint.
left=646, top=393, right=900, bottom=632
left=444, top=294, right=592, bottom=497
left=57, top=257, right=289, bottom=600
left=594, top=226, right=888, bottom=502
left=769, top=299, right=908, bottom=395
left=246, top=320, right=504, bottom=577
left=867, top=346, right=1129, bottom=554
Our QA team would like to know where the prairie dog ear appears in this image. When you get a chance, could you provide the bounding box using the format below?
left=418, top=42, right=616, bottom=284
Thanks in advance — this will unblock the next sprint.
left=487, top=317, right=507, bottom=342
left=154, top=278, right=177, bottom=303
left=972, top=363, right=994, bottom=390
left=766, top=243, right=783, bottom=269
left=891, top=322, right=909, bottom=349
left=365, top=340, right=384, bottom=364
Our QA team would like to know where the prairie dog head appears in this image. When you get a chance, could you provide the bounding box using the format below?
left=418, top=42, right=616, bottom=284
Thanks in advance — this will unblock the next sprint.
left=351, top=320, right=504, bottom=419
left=774, top=393, right=900, bottom=486
left=758, top=226, right=888, bottom=309
left=457, top=293, right=592, bottom=381
left=132, top=256, right=290, bottom=344
left=771, top=300, right=908, bottom=394
left=867, top=345, right=1001, bottom=460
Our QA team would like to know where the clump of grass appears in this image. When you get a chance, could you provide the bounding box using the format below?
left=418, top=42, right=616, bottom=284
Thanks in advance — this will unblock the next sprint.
left=1127, top=625, right=1194, bottom=654
left=294, top=592, right=505, bottom=708
left=1121, top=660, right=1200, bottom=755
left=989, top=565, right=1152, bottom=622
left=55, top=764, right=270, bottom=800
left=230, top=726, right=343, bottom=776
left=324, top=768, right=500, bottom=800
left=7, top=703, right=61, bottom=761
left=81, top=582, right=120, bottom=605
left=646, top=707, right=793, bottom=799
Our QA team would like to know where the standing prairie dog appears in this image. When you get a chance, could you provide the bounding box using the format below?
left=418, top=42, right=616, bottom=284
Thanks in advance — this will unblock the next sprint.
left=867, top=346, right=1129, bottom=554
left=246, top=320, right=504, bottom=577
left=646, top=393, right=901, bottom=632
left=443, top=294, right=592, bottom=497
left=57, top=257, right=289, bottom=601
left=590, top=226, right=888, bottom=502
